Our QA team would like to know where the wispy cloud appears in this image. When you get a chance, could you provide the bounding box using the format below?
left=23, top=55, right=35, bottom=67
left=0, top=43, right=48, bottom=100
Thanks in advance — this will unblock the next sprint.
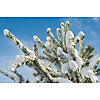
left=92, top=17, right=99, bottom=22
left=90, top=31, right=97, bottom=37
left=21, top=40, right=34, bottom=50
left=0, top=56, right=14, bottom=69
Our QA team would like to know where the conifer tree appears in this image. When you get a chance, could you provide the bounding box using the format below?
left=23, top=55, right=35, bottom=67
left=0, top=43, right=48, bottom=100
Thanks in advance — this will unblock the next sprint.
left=0, top=21, right=100, bottom=83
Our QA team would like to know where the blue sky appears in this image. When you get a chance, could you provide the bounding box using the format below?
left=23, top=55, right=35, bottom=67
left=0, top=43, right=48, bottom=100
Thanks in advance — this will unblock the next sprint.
left=0, top=17, right=100, bottom=83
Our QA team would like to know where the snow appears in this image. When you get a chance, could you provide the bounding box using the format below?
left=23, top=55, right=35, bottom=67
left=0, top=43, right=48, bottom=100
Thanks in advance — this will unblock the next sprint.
left=9, top=55, right=25, bottom=72
left=54, top=77, right=72, bottom=83
left=66, top=31, right=74, bottom=48
left=89, top=55, right=100, bottom=69
left=81, top=67, right=98, bottom=83
left=76, top=56, right=83, bottom=70
left=31, top=69, right=38, bottom=75
left=9, top=62, right=17, bottom=72
left=60, top=22, right=64, bottom=27
left=57, top=28, right=61, bottom=39
left=46, top=36, right=50, bottom=41
left=45, top=42, right=50, bottom=48
left=69, top=60, right=78, bottom=71
left=74, top=36, right=80, bottom=43
left=32, top=75, right=41, bottom=83
left=78, top=31, right=85, bottom=39
left=74, top=31, right=85, bottom=45
left=61, top=60, right=78, bottom=73
left=43, top=60, right=51, bottom=67
left=90, top=74, right=98, bottom=83
left=29, top=51, right=35, bottom=60
left=9, top=60, right=21, bottom=72
left=33, top=35, right=38, bottom=42
left=35, top=75, right=41, bottom=81
left=4, top=29, right=9, bottom=36
left=61, top=62, right=69, bottom=73
left=57, top=47, right=63, bottom=55
left=57, top=47, right=69, bottom=59
left=63, top=52, right=70, bottom=59
left=47, top=28, right=51, bottom=33
left=66, top=31, right=74, bottom=40
left=57, top=28, right=60, bottom=32
left=0, top=67, right=20, bottom=82
left=16, top=55, right=24, bottom=63
left=66, top=21, right=70, bottom=24
left=74, top=49, right=79, bottom=57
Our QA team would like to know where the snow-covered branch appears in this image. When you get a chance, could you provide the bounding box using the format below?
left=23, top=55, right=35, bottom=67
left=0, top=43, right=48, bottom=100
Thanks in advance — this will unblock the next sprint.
left=1, top=21, right=100, bottom=83
left=0, top=67, right=20, bottom=82
left=4, top=29, right=31, bottom=55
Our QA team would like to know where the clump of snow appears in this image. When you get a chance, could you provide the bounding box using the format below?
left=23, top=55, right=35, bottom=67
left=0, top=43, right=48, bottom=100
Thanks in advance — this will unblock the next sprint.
left=33, top=35, right=38, bottom=42
left=47, top=28, right=51, bottom=33
left=74, top=36, right=80, bottom=43
left=73, top=48, right=79, bottom=57
left=57, top=47, right=63, bottom=55
left=76, top=56, right=83, bottom=70
left=66, top=31, right=74, bottom=39
left=4, top=29, right=9, bottom=36
left=54, top=77, right=72, bottom=83
left=60, top=22, right=64, bottom=27
left=35, top=75, right=41, bottom=81
left=9, top=55, right=25, bottom=72
left=66, top=31, right=75, bottom=48
left=61, top=62, right=69, bottom=73
left=57, top=28, right=60, bottom=32
left=56, top=28, right=61, bottom=39
left=31, top=69, right=38, bottom=75
left=32, top=75, right=41, bottom=83
left=29, top=51, right=36, bottom=60
left=43, top=60, right=51, bottom=67
left=69, top=60, right=78, bottom=71
left=0, top=67, right=20, bottom=82
left=66, top=21, right=70, bottom=24
left=57, top=47, right=69, bottom=59
left=61, top=60, right=78, bottom=73
left=45, top=42, right=50, bottom=48
left=16, top=55, right=24, bottom=63
left=46, top=36, right=50, bottom=41
left=78, top=31, right=85, bottom=39
left=81, top=67, right=98, bottom=83
left=89, top=55, right=100, bottom=69
left=9, top=62, right=17, bottom=72
left=74, top=31, right=85, bottom=44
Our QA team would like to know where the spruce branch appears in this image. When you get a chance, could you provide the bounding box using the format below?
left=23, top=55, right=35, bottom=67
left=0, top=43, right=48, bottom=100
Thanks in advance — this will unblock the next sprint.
left=14, top=70, right=29, bottom=83
left=66, top=21, right=70, bottom=32
left=82, top=45, right=94, bottom=59
left=56, top=28, right=63, bottom=47
left=96, top=69, right=100, bottom=75
left=33, top=35, right=51, bottom=53
left=60, top=22, right=66, bottom=46
left=78, top=31, right=85, bottom=57
left=4, top=29, right=31, bottom=55
left=1, top=20, right=100, bottom=83
left=0, top=67, right=20, bottom=82
left=47, top=28, right=60, bottom=47
left=33, top=44, right=38, bottom=59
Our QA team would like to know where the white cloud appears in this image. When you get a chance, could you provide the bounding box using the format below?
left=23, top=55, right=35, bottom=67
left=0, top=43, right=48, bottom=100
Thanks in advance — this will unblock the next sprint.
left=21, top=40, right=33, bottom=50
left=92, top=17, right=99, bottom=22
left=90, top=31, right=97, bottom=37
